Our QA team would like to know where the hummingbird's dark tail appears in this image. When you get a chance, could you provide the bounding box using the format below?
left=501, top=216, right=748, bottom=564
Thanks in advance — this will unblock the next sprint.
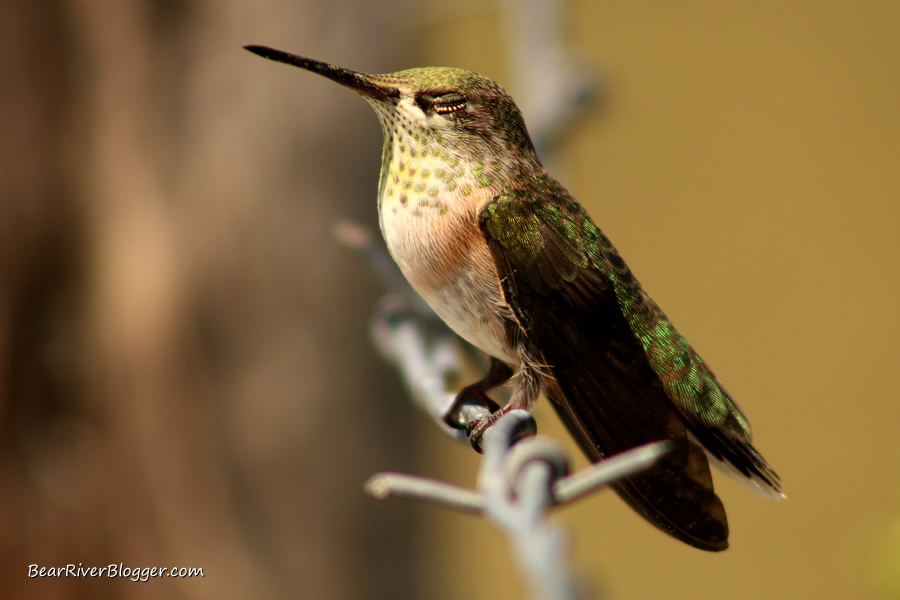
left=609, top=437, right=729, bottom=551
left=544, top=370, right=729, bottom=551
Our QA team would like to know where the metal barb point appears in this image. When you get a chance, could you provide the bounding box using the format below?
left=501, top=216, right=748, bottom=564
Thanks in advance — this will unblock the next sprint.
left=364, top=472, right=484, bottom=513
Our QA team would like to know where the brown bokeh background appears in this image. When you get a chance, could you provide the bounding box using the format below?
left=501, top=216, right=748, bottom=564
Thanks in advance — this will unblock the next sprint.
left=2, top=1, right=897, bottom=599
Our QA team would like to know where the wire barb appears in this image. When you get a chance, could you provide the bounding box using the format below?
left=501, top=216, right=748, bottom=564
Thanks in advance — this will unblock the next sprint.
left=364, top=407, right=671, bottom=600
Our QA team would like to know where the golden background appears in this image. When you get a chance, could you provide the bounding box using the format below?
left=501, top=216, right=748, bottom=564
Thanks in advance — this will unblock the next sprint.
left=2, top=1, right=897, bottom=599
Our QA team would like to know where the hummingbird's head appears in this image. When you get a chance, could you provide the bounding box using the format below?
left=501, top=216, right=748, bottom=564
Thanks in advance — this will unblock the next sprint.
left=245, top=46, right=541, bottom=183
left=362, top=66, right=538, bottom=166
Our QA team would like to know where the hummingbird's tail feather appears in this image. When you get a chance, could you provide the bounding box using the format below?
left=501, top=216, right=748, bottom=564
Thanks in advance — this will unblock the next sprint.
left=546, top=382, right=730, bottom=551
left=701, top=440, right=787, bottom=500
left=612, top=438, right=729, bottom=551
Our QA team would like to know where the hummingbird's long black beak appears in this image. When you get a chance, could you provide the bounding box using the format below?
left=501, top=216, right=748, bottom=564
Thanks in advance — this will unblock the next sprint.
left=244, top=45, right=400, bottom=102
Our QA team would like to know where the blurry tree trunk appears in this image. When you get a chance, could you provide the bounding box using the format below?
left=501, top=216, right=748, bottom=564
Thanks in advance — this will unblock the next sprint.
left=0, top=1, right=416, bottom=599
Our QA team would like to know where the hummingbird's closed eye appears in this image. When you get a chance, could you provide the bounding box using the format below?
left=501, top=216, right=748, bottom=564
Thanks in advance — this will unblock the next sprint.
left=432, top=92, right=466, bottom=114
left=414, top=91, right=466, bottom=115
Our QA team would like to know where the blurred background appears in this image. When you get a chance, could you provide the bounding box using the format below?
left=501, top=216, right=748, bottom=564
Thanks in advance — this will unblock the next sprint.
left=2, top=1, right=898, bottom=599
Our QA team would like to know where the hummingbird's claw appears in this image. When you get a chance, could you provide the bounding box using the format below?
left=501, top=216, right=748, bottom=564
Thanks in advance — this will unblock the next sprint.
left=466, top=404, right=536, bottom=453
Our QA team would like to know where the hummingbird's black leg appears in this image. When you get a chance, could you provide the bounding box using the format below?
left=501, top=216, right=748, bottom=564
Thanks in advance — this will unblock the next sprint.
left=443, top=357, right=513, bottom=430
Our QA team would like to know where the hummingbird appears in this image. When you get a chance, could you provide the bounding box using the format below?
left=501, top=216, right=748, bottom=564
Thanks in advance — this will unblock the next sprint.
left=245, top=45, right=783, bottom=551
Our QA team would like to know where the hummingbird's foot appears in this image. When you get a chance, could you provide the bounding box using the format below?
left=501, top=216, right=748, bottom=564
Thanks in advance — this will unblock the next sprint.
left=442, top=358, right=513, bottom=430
left=465, top=403, right=515, bottom=452
left=465, top=403, right=538, bottom=452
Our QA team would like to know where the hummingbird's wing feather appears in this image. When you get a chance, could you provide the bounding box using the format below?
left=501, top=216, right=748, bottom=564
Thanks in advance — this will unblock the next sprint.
left=479, top=180, right=779, bottom=550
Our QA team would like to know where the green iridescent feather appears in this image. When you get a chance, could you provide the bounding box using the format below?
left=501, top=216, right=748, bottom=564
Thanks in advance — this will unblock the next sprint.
left=482, top=174, right=752, bottom=442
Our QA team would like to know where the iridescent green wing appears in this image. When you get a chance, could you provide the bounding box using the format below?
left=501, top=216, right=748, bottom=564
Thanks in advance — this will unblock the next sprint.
left=479, top=177, right=777, bottom=549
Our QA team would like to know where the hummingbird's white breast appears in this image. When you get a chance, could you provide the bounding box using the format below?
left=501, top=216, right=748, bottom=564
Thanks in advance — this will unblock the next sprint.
left=372, top=109, right=519, bottom=365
